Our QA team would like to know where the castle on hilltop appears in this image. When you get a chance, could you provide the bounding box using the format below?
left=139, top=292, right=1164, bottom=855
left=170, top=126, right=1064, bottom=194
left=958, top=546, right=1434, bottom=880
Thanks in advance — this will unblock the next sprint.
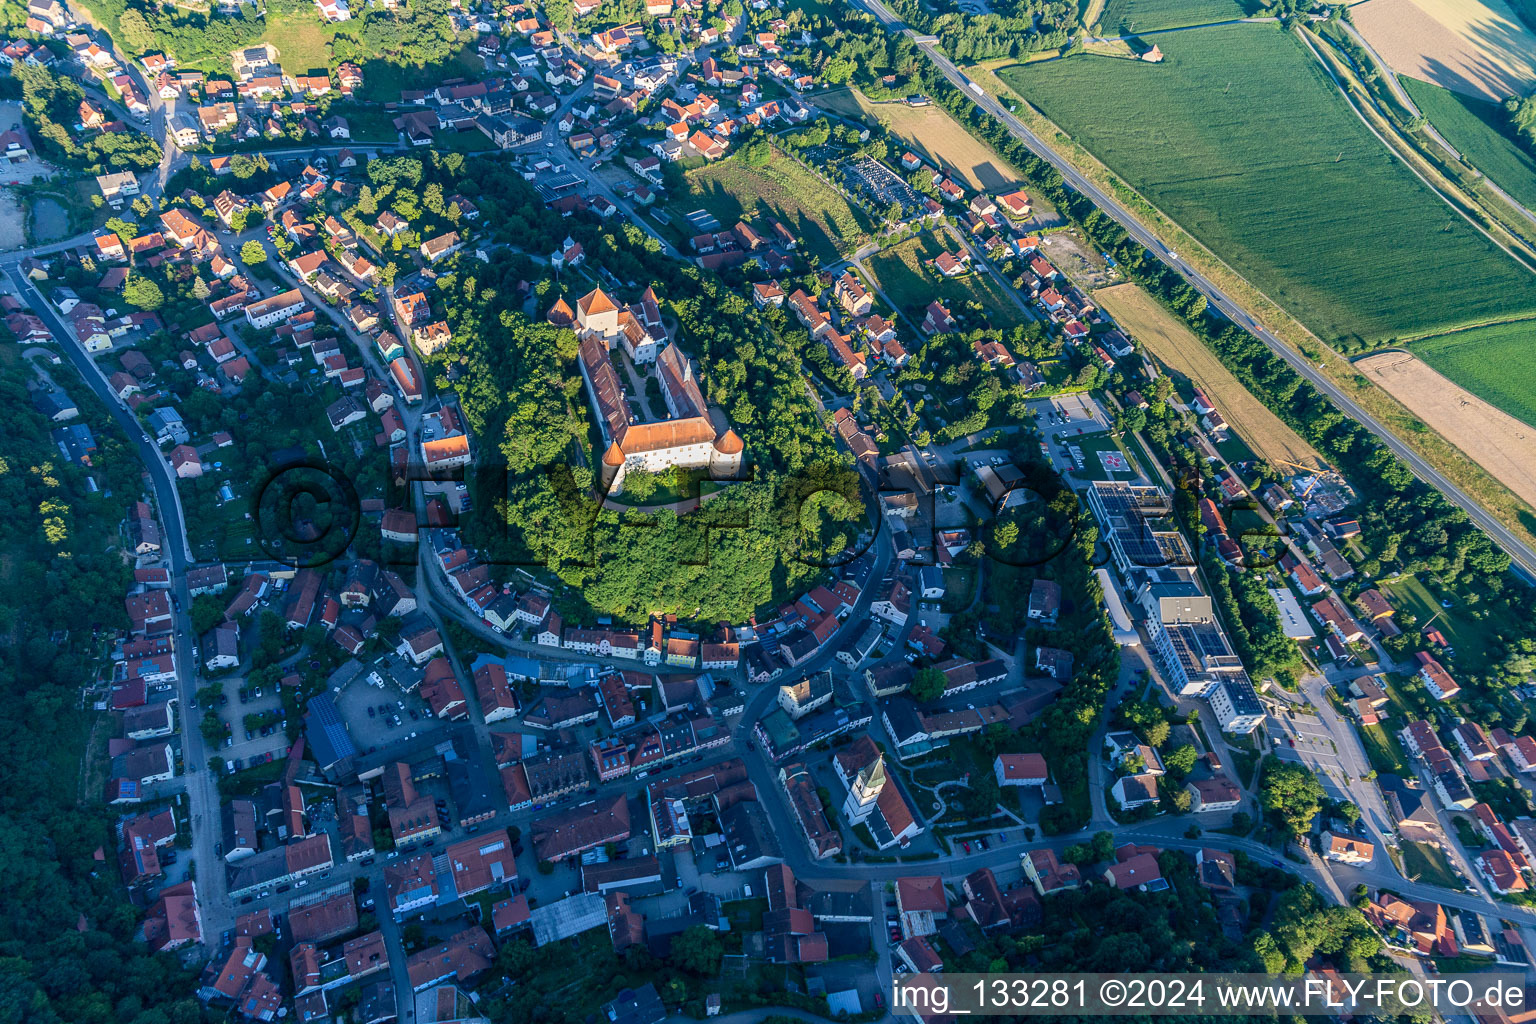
left=556, top=286, right=744, bottom=496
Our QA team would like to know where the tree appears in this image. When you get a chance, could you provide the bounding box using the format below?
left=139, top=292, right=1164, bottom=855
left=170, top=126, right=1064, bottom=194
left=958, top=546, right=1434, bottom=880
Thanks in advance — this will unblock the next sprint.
left=122, top=275, right=163, bottom=311
left=668, top=925, right=722, bottom=975
left=1259, top=757, right=1326, bottom=835
left=622, top=469, right=658, bottom=501
left=910, top=666, right=947, bottom=702
left=119, top=9, right=156, bottom=52
left=1162, top=743, right=1198, bottom=777
left=1337, top=802, right=1361, bottom=827
left=240, top=240, right=267, bottom=265
left=1143, top=719, right=1170, bottom=748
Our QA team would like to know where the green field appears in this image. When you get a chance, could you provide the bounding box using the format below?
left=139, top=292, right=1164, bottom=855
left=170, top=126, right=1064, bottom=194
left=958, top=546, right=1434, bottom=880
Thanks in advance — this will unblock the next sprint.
left=863, top=230, right=1024, bottom=326
left=681, top=149, right=877, bottom=262
left=1357, top=721, right=1407, bottom=774
left=1383, top=573, right=1528, bottom=677
left=1001, top=25, right=1536, bottom=346
left=1410, top=320, right=1536, bottom=436
left=1093, top=0, right=1249, bottom=35
left=1402, top=76, right=1536, bottom=212
left=1400, top=840, right=1461, bottom=889
left=262, top=10, right=337, bottom=74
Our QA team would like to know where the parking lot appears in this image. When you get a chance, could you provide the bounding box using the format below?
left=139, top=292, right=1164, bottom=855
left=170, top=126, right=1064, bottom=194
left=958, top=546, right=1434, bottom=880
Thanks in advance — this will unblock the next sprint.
left=1270, top=708, right=1342, bottom=772
left=208, top=673, right=293, bottom=768
left=333, top=668, right=442, bottom=756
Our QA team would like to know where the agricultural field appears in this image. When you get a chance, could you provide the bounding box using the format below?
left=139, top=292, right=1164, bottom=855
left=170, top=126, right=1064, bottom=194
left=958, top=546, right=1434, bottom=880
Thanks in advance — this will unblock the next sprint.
left=1092, top=0, right=1249, bottom=35
left=1093, top=283, right=1323, bottom=468
left=1409, top=320, right=1536, bottom=427
left=1000, top=24, right=1536, bottom=346
left=681, top=149, right=877, bottom=261
left=863, top=230, right=1025, bottom=326
left=1401, top=76, right=1536, bottom=209
left=1352, top=0, right=1536, bottom=102
left=1356, top=346, right=1536, bottom=507
left=818, top=88, right=1036, bottom=196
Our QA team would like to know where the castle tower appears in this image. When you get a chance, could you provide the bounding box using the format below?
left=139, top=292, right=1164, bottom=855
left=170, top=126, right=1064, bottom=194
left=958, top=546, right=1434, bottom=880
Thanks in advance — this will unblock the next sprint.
left=709, top=428, right=744, bottom=478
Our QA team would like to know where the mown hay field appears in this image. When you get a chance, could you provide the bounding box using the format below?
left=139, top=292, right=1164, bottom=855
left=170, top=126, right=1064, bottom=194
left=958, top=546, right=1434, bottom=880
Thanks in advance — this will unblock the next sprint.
left=1409, top=319, right=1536, bottom=427
left=1094, top=283, right=1322, bottom=468
left=682, top=150, right=877, bottom=261
left=1401, top=75, right=1536, bottom=209
left=999, top=24, right=1536, bottom=346
left=817, top=88, right=1028, bottom=194
left=1352, top=0, right=1536, bottom=102
left=1357, top=345, right=1536, bottom=507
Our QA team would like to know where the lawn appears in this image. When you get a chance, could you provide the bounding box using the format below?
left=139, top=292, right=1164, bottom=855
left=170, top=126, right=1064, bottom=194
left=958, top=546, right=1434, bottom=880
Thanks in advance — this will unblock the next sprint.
left=1401, top=840, right=1462, bottom=888
left=434, top=128, right=500, bottom=153
left=1000, top=25, right=1536, bottom=346
left=863, top=230, right=1024, bottom=326
left=681, top=148, right=877, bottom=262
left=357, top=46, right=486, bottom=103
left=940, top=565, right=978, bottom=612
left=1093, top=0, right=1250, bottom=34
left=1383, top=573, right=1527, bottom=676
left=1410, top=319, right=1536, bottom=430
left=1357, top=721, right=1408, bottom=774
left=262, top=9, right=337, bottom=75
left=1068, top=431, right=1140, bottom=482
left=1402, top=76, right=1536, bottom=212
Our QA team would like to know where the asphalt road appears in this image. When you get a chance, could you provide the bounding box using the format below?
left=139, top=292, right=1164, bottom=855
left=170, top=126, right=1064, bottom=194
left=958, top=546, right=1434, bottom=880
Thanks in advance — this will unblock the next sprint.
left=0, top=260, right=229, bottom=942
left=852, top=0, right=1536, bottom=585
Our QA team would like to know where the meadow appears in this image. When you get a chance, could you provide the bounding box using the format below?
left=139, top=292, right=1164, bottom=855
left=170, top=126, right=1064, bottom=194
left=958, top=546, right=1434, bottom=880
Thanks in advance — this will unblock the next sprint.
left=681, top=150, right=876, bottom=261
left=1094, top=283, right=1322, bottom=468
left=1402, top=76, right=1536, bottom=210
left=864, top=230, right=1025, bottom=326
left=1410, top=319, right=1536, bottom=428
left=1000, top=24, right=1536, bottom=346
left=1092, top=0, right=1248, bottom=35
left=818, top=88, right=1032, bottom=194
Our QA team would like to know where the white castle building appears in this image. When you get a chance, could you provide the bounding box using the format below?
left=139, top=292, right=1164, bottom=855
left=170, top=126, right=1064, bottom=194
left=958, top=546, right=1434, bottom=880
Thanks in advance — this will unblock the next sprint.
left=562, top=286, right=744, bottom=495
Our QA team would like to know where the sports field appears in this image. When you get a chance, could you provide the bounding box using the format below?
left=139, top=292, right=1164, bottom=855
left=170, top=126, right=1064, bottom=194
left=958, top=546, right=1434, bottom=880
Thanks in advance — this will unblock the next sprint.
left=1092, top=0, right=1248, bottom=35
left=1000, top=24, right=1536, bottom=346
left=818, top=89, right=1029, bottom=194
left=682, top=149, right=876, bottom=261
left=1409, top=319, right=1536, bottom=427
left=864, top=231, right=1025, bottom=327
left=1094, top=284, right=1323, bottom=468
left=1401, top=76, right=1536, bottom=209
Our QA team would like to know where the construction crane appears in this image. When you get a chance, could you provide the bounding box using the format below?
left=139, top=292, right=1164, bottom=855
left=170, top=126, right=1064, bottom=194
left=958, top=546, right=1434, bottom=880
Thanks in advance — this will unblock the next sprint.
left=1269, top=456, right=1325, bottom=500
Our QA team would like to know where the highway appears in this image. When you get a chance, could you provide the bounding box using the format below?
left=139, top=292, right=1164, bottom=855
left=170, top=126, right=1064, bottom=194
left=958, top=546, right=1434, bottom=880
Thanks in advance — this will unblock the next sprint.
left=852, top=0, right=1536, bottom=585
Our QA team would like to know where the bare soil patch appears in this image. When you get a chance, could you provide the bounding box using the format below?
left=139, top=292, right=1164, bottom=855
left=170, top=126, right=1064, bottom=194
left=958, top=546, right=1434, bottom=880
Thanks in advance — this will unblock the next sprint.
left=1352, top=0, right=1536, bottom=101
left=1095, top=283, right=1323, bottom=468
left=1357, top=348, right=1536, bottom=507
